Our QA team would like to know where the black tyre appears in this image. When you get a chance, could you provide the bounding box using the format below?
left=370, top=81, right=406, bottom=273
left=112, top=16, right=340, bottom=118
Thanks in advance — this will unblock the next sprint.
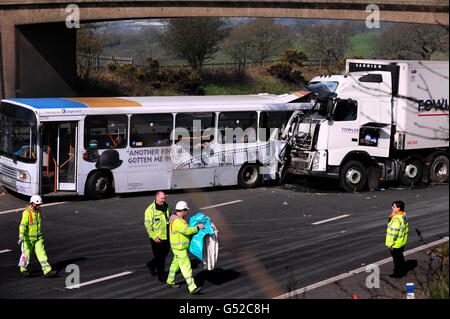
left=429, top=155, right=449, bottom=183
left=238, top=164, right=261, bottom=189
left=339, top=160, right=367, bottom=193
left=85, top=170, right=113, bottom=199
left=398, top=158, right=423, bottom=186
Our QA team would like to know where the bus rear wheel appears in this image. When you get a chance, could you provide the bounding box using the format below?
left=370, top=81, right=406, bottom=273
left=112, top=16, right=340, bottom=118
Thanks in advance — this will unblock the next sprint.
left=85, top=170, right=113, bottom=199
left=238, top=164, right=261, bottom=189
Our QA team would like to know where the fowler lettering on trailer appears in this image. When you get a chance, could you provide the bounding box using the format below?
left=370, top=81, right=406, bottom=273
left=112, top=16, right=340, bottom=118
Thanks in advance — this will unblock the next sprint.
left=417, top=99, right=449, bottom=112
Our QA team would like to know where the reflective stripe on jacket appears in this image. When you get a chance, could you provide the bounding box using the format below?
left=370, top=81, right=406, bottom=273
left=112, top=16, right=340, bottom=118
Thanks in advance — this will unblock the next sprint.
left=169, top=215, right=198, bottom=250
left=19, top=207, right=43, bottom=241
left=144, top=201, right=170, bottom=241
left=385, top=211, right=408, bottom=248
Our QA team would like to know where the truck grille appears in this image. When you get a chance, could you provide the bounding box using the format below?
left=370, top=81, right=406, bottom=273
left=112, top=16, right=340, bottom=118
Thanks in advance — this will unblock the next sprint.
left=290, top=159, right=311, bottom=170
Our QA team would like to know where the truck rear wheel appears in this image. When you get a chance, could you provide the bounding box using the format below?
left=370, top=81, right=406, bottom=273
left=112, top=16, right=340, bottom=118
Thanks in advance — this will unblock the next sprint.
left=429, top=155, right=449, bottom=183
left=399, top=158, right=423, bottom=186
left=339, top=160, right=367, bottom=193
left=238, top=164, right=261, bottom=189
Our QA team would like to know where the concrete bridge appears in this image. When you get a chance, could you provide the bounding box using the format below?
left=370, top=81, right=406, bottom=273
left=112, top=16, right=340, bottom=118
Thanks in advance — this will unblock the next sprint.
left=1, top=0, right=448, bottom=98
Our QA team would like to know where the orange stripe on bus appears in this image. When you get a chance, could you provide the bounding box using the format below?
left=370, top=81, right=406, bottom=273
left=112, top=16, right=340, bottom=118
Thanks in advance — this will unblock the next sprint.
left=67, top=97, right=142, bottom=107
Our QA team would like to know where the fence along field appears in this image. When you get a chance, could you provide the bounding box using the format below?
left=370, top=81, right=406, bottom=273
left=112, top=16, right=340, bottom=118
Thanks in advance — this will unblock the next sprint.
left=76, top=53, right=339, bottom=72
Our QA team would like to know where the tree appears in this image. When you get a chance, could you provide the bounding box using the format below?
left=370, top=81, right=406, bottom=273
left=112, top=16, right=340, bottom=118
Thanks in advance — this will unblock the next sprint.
left=77, top=23, right=106, bottom=78
left=302, top=23, right=353, bottom=61
left=160, top=17, right=230, bottom=73
left=245, top=18, right=293, bottom=62
left=221, top=22, right=254, bottom=73
left=374, top=24, right=448, bottom=60
left=222, top=18, right=293, bottom=70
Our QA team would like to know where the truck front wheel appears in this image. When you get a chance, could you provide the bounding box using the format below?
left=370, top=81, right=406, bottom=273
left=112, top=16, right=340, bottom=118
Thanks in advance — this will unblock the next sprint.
left=339, top=160, right=367, bottom=193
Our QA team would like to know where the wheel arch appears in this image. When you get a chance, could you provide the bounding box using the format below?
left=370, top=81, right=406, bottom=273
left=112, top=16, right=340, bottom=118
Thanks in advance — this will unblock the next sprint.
left=340, top=151, right=377, bottom=169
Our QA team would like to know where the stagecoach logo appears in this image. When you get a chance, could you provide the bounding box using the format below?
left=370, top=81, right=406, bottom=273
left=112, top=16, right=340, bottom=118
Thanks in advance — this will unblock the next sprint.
left=60, top=108, right=82, bottom=114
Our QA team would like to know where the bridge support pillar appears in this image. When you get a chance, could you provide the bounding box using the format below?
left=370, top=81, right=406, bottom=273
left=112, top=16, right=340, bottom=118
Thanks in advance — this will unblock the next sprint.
left=1, top=22, right=76, bottom=99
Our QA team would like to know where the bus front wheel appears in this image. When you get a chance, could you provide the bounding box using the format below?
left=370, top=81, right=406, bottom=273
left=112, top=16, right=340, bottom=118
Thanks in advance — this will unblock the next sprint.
left=85, top=170, right=113, bottom=199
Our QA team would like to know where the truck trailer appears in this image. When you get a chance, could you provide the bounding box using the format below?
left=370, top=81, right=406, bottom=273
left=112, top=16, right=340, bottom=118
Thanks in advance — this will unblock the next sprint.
left=283, top=59, right=449, bottom=192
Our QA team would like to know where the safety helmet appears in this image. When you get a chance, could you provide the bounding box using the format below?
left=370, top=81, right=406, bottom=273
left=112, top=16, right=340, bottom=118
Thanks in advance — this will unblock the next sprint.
left=30, top=195, right=43, bottom=205
left=175, top=201, right=189, bottom=211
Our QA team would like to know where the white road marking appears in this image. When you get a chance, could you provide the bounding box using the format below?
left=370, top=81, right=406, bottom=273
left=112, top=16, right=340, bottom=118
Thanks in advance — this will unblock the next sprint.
left=0, top=249, right=12, bottom=254
left=312, top=214, right=350, bottom=225
left=273, top=238, right=449, bottom=299
left=200, top=200, right=243, bottom=210
left=0, top=202, right=67, bottom=215
left=65, top=271, right=134, bottom=289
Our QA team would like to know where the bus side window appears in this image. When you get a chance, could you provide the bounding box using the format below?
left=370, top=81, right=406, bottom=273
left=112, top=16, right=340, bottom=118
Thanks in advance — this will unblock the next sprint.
left=84, top=115, right=128, bottom=149
left=218, top=111, right=257, bottom=144
left=175, top=112, right=216, bottom=151
left=259, top=111, right=293, bottom=141
left=130, top=113, right=173, bottom=147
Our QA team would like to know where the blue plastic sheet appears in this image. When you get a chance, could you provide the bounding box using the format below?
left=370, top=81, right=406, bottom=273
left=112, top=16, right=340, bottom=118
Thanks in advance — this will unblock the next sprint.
left=189, top=213, right=214, bottom=261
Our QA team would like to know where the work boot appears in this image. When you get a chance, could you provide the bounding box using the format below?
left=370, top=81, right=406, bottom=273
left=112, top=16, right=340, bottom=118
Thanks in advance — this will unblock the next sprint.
left=147, top=261, right=157, bottom=276
left=44, top=269, right=57, bottom=278
left=190, top=287, right=202, bottom=295
left=20, top=270, right=29, bottom=277
left=165, top=283, right=180, bottom=289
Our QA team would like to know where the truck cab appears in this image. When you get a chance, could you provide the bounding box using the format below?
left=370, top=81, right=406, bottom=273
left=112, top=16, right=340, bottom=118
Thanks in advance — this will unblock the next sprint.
left=285, top=59, right=449, bottom=192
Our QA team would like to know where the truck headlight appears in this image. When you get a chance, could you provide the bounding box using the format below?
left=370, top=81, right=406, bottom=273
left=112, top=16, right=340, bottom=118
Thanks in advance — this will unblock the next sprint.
left=312, top=152, right=321, bottom=170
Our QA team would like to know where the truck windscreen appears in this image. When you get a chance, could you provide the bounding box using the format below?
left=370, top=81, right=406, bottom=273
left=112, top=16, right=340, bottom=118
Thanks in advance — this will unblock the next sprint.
left=309, top=81, right=339, bottom=93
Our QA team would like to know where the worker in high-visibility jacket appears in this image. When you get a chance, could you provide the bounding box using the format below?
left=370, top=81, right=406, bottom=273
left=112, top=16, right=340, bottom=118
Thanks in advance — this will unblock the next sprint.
left=144, top=191, right=171, bottom=282
left=166, top=201, right=205, bottom=294
left=385, top=200, right=409, bottom=278
left=17, top=195, right=56, bottom=277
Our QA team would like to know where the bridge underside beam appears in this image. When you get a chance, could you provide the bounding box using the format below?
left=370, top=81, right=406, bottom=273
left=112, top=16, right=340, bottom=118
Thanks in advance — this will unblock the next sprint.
left=2, top=4, right=449, bottom=25
left=0, top=2, right=448, bottom=98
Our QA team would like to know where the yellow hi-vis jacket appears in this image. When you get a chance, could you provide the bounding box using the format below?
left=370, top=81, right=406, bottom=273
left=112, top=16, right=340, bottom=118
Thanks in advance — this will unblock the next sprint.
left=19, top=206, right=43, bottom=242
left=386, top=211, right=408, bottom=248
left=169, top=215, right=199, bottom=250
left=144, top=201, right=170, bottom=241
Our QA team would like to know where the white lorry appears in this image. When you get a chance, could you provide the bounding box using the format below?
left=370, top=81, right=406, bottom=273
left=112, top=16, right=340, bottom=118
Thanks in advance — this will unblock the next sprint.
left=282, top=59, right=449, bottom=192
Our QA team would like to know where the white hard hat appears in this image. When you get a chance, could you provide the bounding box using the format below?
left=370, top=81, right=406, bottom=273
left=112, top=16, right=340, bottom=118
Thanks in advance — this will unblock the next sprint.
left=175, top=201, right=189, bottom=211
left=30, top=195, right=43, bottom=205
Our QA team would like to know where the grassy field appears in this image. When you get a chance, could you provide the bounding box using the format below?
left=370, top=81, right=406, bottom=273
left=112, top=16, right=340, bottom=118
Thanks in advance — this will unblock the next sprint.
left=202, top=69, right=299, bottom=95
left=346, top=31, right=381, bottom=58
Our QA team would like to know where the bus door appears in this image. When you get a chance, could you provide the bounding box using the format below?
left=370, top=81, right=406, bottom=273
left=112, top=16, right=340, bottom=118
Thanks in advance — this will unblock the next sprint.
left=41, top=122, right=77, bottom=193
